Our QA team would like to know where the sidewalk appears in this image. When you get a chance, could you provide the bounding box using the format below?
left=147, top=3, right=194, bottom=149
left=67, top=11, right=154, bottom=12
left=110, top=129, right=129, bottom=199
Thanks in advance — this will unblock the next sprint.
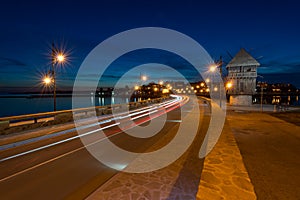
left=87, top=109, right=300, bottom=199
left=227, top=111, right=300, bottom=199
left=196, top=115, right=256, bottom=200
left=227, top=103, right=300, bottom=112
left=87, top=101, right=206, bottom=200
left=87, top=105, right=256, bottom=199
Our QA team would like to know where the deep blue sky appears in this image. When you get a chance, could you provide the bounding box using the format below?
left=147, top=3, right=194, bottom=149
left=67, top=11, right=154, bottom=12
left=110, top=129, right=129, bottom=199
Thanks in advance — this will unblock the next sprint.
left=0, top=0, right=300, bottom=93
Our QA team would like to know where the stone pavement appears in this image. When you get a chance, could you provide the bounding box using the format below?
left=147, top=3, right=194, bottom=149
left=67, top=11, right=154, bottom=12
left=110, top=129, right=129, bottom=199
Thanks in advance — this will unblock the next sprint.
left=227, top=103, right=299, bottom=112
left=87, top=103, right=257, bottom=199
left=87, top=101, right=206, bottom=200
left=196, top=117, right=256, bottom=200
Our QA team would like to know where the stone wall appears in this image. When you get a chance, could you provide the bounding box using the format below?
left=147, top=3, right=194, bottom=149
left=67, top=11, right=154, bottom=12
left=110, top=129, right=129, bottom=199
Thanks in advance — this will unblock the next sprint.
left=230, top=95, right=252, bottom=106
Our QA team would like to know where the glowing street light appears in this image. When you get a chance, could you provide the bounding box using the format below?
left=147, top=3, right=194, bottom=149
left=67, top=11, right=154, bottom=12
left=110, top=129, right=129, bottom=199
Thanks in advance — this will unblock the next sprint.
left=43, top=76, right=52, bottom=85
left=56, top=54, right=65, bottom=62
left=162, top=88, right=169, bottom=94
left=50, top=43, right=68, bottom=111
left=209, top=64, right=217, bottom=72
left=141, top=75, right=147, bottom=81
left=134, top=85, right=139, bottom=90
left=226, top=82, right=232, bottom=89
left=208, top=64, right=223, bottom=107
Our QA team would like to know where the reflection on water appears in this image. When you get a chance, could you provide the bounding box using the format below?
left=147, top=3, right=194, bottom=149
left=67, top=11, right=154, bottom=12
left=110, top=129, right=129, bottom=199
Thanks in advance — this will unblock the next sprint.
left=254, top=95, right=300, bottom=106
left=0, top=96, right=130, bottom=118
left=271, top=95, right=300, bottom=106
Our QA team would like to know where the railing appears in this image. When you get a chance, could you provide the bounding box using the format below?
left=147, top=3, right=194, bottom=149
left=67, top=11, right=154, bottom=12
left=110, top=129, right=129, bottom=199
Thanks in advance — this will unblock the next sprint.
left=0, top=97, right=171, bottom=135
left=228, top=72, right=257, bottom=78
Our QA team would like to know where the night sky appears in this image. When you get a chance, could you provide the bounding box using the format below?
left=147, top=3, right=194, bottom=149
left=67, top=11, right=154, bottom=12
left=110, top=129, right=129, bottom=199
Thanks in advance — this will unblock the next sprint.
left=0, top=0, right=300, bottom=93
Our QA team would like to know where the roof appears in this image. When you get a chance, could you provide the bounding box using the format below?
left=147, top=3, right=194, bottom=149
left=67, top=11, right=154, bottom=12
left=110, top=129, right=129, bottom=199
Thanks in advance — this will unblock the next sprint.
left=226, top=48, right=260, bottom=68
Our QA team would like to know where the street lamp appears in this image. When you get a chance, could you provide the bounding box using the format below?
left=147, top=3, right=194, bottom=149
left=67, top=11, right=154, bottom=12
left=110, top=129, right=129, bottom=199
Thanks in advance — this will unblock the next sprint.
left=208, top=64, right=223, bottom=107
left=225, top=81, right=233, bottom=103
left=43, top=76, right=52, bottom=85
left=56, top=54, right=65, bottom=62
left=47, top=43, right=67, bottom=111
left=209, top=65, right=217, bottom=72
left=257, top=75, right=264, bottom=112
left=141, top=75, right=147, bottom=81
left=226, top=82, right=232, bottom=89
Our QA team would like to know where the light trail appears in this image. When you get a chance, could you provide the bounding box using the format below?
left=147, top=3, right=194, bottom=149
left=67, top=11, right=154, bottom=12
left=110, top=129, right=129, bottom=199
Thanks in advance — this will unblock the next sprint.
left=0, top=95, right=189, bottom=183
left=0, top=123, right=120, bottom=162
left=0, top=98, right=179, bottom=151
left=130, top=110, right=158, bottom=121
left=0, top=95, right=187, bottom=162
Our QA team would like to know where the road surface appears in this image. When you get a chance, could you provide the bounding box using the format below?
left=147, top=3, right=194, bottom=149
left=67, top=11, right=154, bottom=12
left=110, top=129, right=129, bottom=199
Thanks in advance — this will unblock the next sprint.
left=0, top=96, right=210, bottom=199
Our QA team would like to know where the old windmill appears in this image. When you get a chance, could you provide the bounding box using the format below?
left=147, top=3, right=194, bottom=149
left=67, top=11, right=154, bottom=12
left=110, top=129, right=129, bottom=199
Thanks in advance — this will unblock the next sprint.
left=226, top=48, right=260, bottom=105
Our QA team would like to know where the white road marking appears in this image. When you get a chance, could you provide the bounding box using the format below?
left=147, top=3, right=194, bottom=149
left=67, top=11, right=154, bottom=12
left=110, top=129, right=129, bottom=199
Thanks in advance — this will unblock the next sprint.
left=0, top=123, right=120, bottom=162
left=0, top=95, right=188, bottom=182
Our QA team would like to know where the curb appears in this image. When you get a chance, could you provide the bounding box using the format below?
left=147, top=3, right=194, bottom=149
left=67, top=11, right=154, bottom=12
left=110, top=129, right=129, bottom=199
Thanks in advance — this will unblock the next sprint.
left=196, top=119, right=257, bottom=200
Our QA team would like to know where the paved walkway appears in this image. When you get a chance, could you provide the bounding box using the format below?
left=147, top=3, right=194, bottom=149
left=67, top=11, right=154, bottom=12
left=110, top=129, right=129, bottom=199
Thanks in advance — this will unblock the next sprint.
left=227, top=103, right=300, bottom=112
left=87, top=102, right=206, bottom=200
left=228, top=111, right=300, bottom=199
left=87, top=103, right=257, bottom=199
left=196, top=116, right=256, bottom=200
left=4, top=103, right=298, bottom=199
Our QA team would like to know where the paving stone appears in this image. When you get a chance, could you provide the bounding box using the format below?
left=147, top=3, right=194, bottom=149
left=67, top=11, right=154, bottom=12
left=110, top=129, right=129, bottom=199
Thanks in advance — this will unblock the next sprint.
left=196, top=118, right=256, bottom=200
left=232, top=176, right=254, bottom=191
left=87, top=107, right=256, bottom=200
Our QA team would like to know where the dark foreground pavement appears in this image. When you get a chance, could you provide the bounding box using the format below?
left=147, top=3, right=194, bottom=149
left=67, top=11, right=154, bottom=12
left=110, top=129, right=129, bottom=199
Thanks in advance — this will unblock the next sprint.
left=228, top=111, right=300, bottom=200
left=2, top=100, right=299, bottom=199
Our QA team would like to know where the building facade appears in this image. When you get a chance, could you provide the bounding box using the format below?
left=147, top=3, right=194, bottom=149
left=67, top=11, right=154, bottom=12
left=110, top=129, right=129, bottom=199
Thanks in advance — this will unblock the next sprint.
left=226, top=48, right=260, bottom=105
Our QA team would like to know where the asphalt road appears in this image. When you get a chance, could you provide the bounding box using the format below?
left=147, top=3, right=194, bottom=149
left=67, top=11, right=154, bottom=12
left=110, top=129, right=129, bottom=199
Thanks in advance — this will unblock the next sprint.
left=0, top=96, right=209, bottom=200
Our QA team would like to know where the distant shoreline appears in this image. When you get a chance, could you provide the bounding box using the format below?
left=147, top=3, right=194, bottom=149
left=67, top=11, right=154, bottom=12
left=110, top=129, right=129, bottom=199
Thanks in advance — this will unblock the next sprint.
left=0, top=94, right=115, bottom=98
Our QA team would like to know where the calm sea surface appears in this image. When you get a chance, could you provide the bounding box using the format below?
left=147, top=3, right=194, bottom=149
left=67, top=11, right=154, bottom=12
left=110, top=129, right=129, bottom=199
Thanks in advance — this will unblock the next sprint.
left=0, top=96, right=130, bottom=117
left=0, top=95, right=299, bottom=118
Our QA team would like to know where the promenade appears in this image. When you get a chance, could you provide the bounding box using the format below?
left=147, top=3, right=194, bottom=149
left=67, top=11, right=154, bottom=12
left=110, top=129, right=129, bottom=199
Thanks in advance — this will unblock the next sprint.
left=87, top=104, right=300, bottom=199
left=1, top=102, right=299, bottom=199
left=227, top=110, right=300, bottom=199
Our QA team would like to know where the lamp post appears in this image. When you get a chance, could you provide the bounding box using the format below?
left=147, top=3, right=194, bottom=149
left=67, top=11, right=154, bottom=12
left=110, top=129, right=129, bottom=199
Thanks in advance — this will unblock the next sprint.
left=139, top=73, right=147, bottom=99
left=209, top=64, right=223, bottom=107
left=43, top=43, right=66, bottom=111
left=141, top=75, right=147, bottom=82
left=257, top=75, right=264, bottom=112
left=43, top=76, right=52, bottom=85
left=260, top=83, right=264, bottom=112
left=226, top=81, right=232, bottom=102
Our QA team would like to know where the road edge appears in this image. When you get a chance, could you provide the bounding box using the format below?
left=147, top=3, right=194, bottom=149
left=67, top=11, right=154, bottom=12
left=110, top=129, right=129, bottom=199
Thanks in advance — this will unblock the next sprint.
left=196, top=118, right=257, bottom=199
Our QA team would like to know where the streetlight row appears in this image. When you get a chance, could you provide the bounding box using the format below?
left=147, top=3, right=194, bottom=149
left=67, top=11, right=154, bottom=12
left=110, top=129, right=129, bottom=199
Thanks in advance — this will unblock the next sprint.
left=42, top=55, right=232, bottom=112
left=42, top=43, right=67, bottom=111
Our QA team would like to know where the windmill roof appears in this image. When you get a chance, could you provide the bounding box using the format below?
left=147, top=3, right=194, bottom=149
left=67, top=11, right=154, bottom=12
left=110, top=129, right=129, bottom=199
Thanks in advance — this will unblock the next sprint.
left=226, top=48, right=260, bottom=68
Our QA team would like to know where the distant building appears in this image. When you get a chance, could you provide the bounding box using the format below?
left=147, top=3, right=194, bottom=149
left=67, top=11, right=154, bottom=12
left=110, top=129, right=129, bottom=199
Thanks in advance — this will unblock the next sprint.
left=254, top=82, right=299, bottom=105
left=226, top=48, right=260, bottom=105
